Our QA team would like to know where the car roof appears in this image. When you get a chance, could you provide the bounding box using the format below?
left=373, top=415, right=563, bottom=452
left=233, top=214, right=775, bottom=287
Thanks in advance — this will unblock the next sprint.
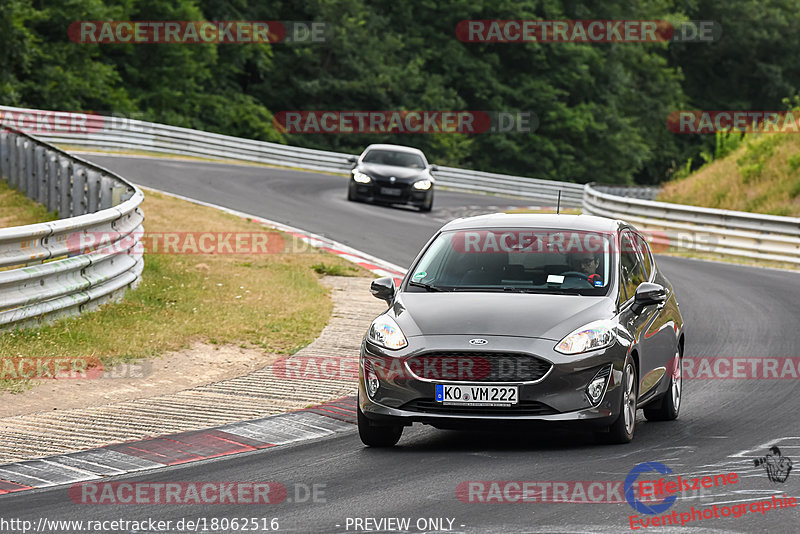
left=361, top=144, right=426, bottom=156
left=440, top=213, right=627, bottom=233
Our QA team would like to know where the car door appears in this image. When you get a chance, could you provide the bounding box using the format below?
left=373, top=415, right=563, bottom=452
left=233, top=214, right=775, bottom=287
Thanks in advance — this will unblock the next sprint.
left=636, top=232, right=682, bottom=383
left=617, top=230, right=663, bottom=400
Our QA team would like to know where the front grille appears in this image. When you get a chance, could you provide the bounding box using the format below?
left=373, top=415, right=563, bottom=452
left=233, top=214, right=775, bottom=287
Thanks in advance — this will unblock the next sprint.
left=374, top=181, right=410, bottom=201
left=403, top=399, right=557, bottom=416
left=405, top=352, right=551, bottom=382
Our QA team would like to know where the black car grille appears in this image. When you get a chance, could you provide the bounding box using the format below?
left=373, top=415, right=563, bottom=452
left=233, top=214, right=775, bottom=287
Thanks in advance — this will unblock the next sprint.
left=405, top=352, right=551, bottom=382
left=403, top=399, right=557, bottom=416
left=373, top=180, right=410, bottom=201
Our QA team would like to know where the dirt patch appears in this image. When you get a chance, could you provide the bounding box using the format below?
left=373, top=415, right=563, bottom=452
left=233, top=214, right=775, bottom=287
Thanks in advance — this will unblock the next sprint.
left=0, top=343, right=278, bottom=418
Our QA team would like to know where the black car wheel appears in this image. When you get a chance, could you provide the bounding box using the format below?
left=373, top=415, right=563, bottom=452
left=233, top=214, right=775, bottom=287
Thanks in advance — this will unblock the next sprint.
left=347, top=185, right=358, bottom=202
left=419, top=191, right=434, bottom=212
left=644, top=347, right=682, bottom=421
left=596, top=360, right=637, bottom=444
left=358, top=399, right=403, bottom=447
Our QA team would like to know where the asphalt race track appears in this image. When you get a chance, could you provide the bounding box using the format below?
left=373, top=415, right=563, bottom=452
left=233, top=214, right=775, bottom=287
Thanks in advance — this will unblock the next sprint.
left=1, top=155, right=798, bottom=533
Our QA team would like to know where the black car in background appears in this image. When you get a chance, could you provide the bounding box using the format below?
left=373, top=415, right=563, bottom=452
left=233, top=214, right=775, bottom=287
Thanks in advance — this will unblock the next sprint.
left=347, top=144, right=436, bottom=212
left=358, top=214, right=685, bottom=447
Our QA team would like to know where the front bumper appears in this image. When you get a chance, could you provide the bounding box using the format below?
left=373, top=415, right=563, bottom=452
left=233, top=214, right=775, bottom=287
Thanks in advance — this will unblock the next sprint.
left=358, top=335, right=628, bottom=429
left=350, top=180, right=431, bottom=206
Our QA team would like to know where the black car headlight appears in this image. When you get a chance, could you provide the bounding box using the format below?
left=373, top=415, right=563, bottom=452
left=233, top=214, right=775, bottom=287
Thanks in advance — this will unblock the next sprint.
left=412, top=179, right=432, bottom=190
left=352, top=171, right=372, bottom=183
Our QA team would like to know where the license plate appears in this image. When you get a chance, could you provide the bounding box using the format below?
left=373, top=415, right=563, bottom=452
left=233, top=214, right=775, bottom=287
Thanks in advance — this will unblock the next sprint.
left=435, top=384, right=518, bottom=406
left=380, top=187, right=402, bottom=196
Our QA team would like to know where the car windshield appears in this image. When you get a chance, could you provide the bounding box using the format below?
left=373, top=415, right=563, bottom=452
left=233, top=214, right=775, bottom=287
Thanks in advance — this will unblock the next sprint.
left=362, top=149, right=426, bottom=169
left=407, top=228, right=614, bottom=295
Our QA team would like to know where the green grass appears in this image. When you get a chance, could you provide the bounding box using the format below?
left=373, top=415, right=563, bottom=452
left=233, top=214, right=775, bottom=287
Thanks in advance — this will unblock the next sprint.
left=0, top=180, right=58, bottom=227
left=0, top=188, right=367, bottom=392
left=311, top=262, right=359, bottom=276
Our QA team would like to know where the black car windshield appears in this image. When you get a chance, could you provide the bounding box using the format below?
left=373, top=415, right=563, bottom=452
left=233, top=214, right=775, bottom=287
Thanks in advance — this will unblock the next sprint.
left=407, top=228, right=614, bottom=295
left=362, top=149, right=426, bottom=169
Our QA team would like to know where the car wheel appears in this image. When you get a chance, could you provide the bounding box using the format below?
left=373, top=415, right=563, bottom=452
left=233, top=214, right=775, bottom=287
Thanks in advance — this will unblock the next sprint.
left=347, top=186, right=358, bottom=202
left=596, top=360, right=637, bottom=444
left=358, top=401, right=403, bottom=447
left=419, top=191, right=434, bottom=212
left=644, top=347, right=682, bottom=422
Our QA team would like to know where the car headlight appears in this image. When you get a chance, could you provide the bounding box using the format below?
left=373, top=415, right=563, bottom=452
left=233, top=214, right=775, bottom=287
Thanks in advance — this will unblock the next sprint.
left=352, top=171, right=372, bottom=183
left=555, top=320, right=616, bottom=355
left=367, top=315, right=407, bottom=350
left=413, top=179, right=432, bottom=190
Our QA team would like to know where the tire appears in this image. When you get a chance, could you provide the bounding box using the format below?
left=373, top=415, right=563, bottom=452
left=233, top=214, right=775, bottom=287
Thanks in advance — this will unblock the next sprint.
left=347, top=186, right=358, bottom=202
left=419, top=191, right=433, bottom=212
left=596, top=360, right=637, bottom=444
left=644, top=347, right=682, bottom=422
left=358, top=401, right=403, bottom=447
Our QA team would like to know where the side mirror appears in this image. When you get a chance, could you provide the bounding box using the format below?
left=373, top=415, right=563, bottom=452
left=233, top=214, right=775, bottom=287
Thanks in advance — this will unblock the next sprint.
left=370, top=276, right=396, bottom=304
left=346, top=155, right=358, bottom=164
left=632, top=282, right=667, bottom=312
left=429, top=164, right=439, bottom=172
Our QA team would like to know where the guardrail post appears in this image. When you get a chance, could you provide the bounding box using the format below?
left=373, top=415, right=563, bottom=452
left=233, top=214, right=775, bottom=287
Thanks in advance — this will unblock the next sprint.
left=100, top=176, right=114, bottom=210
left=0, top=130, right=8, bottom=181
left=7, top=133, right=17, bottom=187
left=12, top=135, right=23, bottom=190
left=25, top=139, right=36, bottom=198
left=35, top=145, right=48, bottom=207
left=72, top=164, right=87, bottom=216
left=59, top=156, right=72, bottom=218
left=86, top=169, right=101, bottom=212
left=48, top=153, right=59, bottom=214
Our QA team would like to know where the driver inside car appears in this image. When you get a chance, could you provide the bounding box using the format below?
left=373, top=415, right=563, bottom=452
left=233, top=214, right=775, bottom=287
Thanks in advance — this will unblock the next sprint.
left=568, top=253, right=603, bottom=286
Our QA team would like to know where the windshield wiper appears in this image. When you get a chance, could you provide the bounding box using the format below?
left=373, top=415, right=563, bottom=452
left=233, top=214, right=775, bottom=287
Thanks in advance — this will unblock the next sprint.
left=408, top=280, right=446, bottom=292
left=450, top=286, right=577, bottom=295
left=450, top=286, right=508, bottom=292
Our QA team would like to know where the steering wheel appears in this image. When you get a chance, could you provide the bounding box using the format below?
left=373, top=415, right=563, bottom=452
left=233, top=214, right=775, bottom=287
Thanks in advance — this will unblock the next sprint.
left=560, top=271, right=590, bottom=280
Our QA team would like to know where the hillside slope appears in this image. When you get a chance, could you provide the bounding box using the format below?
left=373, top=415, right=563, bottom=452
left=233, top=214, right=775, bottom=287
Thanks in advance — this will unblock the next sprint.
left=658, top=134, right=800, bottom=217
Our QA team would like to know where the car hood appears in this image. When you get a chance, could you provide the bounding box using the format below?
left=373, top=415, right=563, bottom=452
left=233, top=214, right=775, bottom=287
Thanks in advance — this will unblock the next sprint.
left=391, top=292, right=615, bottom=341
left=358, top=163, right=429, bottom=182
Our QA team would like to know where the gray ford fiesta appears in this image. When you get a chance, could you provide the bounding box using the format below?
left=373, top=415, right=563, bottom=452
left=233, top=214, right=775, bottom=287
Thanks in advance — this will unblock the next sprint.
left=358, top=214, right=685, bottom=446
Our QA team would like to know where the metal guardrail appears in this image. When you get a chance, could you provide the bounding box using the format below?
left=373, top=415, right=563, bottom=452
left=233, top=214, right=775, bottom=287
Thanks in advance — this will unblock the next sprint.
left=5, top=106, right=797, bottom=266
left=0, top=106, right=584, bottom=207
left=0, top=125, right=144, bottom=329
left=584, top=184, right=800, bottom=264
left=594, top=185, right=661, bottom=200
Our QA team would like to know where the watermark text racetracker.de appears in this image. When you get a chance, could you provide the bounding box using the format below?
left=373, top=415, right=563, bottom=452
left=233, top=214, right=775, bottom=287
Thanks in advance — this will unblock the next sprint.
left=458, top=480, right=643, bottom=503
left=68, top=20, right=329, bottom=44
left=680, top=356, right=800, bottom=380
left=66, top=230, right=316, bottom=255
left=273, top=110, right=537, bottom=134
left=668, top=110, right=800, bottom=133
left=0, top=357, right=150, bottom=380
left=272, top=353, right=541, bottom=382
left=456, top=20, right=721, bottom=43
left=1, top=109, right=155, bottom=135
left=69, top=481, right=325, bottom=504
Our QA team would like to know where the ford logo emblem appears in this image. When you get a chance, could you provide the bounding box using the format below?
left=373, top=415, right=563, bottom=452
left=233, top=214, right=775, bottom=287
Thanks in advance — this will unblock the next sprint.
left=389, top=176, right=396, bottom=183
left=469, top=338, right=488, bottom=345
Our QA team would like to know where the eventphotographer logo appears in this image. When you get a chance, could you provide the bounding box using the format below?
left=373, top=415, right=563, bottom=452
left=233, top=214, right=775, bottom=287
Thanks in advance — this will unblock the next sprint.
left=754, top=447, right=793, bottom=483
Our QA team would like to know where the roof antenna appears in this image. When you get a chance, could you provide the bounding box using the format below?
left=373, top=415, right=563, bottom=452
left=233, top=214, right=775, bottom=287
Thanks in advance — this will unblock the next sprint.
left=556, top=190, right=562, bottom=214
